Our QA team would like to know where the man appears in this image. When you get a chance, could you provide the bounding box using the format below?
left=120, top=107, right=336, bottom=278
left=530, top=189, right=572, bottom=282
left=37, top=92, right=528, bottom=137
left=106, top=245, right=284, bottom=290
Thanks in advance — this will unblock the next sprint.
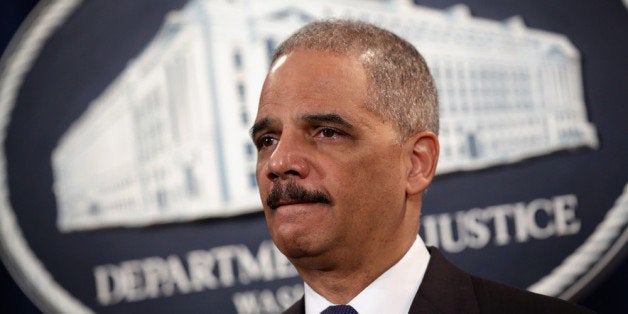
left=250, top=20, right=591, bottom=314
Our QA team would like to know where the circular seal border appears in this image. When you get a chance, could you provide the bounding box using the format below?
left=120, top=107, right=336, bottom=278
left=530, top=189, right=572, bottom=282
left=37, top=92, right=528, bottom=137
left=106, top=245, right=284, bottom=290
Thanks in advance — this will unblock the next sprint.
left=528, top=183, right=628, bottom=299
left=0, top=1, right=626, bottom=312
left=0, top=1, right=92, bottom=313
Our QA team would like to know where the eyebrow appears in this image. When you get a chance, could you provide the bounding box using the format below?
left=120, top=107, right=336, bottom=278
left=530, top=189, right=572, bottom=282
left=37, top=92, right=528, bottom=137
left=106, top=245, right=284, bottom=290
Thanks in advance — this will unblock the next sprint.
left=249, top=113, right=354, bottom=139
left=301, top=113, right=354, bottom=130
left=250, top=117, right=275, bottom=139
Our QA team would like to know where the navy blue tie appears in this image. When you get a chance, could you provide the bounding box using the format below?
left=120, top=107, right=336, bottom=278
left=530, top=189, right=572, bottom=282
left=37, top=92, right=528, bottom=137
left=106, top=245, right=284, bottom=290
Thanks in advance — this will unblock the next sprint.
left=320, top=305, right=358, bottom=314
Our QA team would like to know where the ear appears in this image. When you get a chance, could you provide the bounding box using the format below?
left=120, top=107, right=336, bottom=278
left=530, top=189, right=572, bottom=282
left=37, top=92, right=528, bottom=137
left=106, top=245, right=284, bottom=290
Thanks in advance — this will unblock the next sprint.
left=405, top=131, right=439, bottom=196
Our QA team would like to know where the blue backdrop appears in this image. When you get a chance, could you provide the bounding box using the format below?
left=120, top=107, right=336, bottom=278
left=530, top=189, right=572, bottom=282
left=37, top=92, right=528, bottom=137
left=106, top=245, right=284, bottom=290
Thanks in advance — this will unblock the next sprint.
left=1, top=0, right=626, bottom=313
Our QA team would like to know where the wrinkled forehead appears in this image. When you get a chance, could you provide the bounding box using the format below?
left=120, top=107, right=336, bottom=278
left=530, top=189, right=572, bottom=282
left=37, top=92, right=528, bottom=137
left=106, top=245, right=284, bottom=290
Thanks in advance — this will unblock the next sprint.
left=254, top=49, right=385, bottom=128
left=266, top=49, right=375, bottom=95
left=260, top=50, right=368, bottom=103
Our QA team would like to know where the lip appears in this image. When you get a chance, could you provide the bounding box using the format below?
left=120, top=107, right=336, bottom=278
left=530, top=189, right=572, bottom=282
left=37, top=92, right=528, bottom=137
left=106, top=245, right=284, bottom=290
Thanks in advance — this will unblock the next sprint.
left=271, top=200, right=317, bottom=210
left=272, top=203, right=325, bottom=223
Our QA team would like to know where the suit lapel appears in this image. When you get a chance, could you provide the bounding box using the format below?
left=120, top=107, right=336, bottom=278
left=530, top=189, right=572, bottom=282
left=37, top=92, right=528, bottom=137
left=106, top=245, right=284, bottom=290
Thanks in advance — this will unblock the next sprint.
left=409, top=247, right=480, bottom=314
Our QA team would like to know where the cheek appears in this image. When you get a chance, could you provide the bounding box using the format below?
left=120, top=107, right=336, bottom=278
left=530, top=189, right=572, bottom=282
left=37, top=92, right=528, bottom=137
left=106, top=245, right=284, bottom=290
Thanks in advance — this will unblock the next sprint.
left=255, top=160, right=269, bottom=186
left=255, top=157, right=265, bottom=178
left=334, top=151, right=405, bottom=207
left=355, top=150, right=403, bottom=183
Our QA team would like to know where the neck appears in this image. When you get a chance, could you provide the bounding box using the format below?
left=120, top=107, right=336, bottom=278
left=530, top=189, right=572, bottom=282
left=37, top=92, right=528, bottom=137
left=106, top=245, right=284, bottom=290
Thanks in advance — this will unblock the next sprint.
left=295, top=229, right=417, bottom=304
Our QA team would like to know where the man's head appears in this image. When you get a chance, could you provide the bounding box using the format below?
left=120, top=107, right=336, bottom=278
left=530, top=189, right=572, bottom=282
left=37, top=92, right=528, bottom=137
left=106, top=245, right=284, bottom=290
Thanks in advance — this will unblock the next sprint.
left=271, top=19, right=439, bottom=140
left=251, top=20, right=439, bottom=275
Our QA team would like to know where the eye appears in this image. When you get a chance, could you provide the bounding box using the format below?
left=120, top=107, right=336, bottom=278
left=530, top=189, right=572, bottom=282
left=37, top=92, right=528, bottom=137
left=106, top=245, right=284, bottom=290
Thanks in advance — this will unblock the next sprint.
left=255, top=136, right=277, bottom=149
left=320, top=128, right=338, bottom=138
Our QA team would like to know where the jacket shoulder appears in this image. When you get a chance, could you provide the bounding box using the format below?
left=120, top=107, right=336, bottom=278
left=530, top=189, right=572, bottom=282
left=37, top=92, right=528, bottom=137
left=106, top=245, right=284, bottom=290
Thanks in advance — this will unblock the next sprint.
left=470, top=274, right=594, bottom=314
left=417, top=247, right=594, bottom=314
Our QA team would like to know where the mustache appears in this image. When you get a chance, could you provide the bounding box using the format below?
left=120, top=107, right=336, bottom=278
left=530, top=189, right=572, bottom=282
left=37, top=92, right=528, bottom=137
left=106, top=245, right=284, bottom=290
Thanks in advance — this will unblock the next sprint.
left=266, top=180, right=331, bottom=209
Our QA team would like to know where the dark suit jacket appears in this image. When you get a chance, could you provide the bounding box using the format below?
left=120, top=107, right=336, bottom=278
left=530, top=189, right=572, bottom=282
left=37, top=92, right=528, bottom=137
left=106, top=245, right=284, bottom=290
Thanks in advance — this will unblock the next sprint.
left=282, top=247, right=593, bottom=314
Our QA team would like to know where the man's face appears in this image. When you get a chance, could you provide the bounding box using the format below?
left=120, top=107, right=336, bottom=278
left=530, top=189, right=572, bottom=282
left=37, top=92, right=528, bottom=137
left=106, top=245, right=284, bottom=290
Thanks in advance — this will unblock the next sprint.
left=252, top=49, right=411, bottom=267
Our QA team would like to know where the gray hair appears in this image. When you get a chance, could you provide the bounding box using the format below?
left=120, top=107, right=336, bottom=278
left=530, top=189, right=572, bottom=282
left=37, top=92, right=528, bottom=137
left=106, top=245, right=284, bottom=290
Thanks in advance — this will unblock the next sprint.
left=271, top=19, right=439, bottom=139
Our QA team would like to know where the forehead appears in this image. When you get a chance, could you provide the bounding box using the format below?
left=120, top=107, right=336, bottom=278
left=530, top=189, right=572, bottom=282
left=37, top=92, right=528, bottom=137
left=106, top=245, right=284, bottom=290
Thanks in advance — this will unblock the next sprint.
left=258, top=49, right=368, bottom=114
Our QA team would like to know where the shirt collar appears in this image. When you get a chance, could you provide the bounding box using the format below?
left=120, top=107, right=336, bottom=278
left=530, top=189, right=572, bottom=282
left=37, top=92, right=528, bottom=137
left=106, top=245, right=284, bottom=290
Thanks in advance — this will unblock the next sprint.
left=304, top=235, right=430, bottom=314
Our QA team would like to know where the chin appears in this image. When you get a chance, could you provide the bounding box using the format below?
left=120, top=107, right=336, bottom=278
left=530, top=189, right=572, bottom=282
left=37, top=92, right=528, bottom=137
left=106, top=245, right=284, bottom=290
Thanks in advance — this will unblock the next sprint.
left=273, top=229, right=321, bottom=260
left=271, top=231, right=346, bottom=274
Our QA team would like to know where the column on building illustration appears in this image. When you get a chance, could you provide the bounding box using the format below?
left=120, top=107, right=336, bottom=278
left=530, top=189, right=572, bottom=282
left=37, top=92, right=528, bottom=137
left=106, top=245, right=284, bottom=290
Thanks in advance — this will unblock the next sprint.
left=120, top=9, right=227, bottom=223
left=196, top=0, right=267, bottom=214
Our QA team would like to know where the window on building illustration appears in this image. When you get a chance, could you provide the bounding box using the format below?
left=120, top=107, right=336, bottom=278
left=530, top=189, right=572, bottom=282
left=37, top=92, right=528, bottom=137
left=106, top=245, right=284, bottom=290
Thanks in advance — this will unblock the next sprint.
left=245, top=143, right=254, bottom=159
left=458, top=83, right=467, bottom=109
left=249, top=172, right=257, bottom=188
left=89, top=203, right=100, bottom=216
left=431, top=64, right=440, bottom=79
left=237, top=82, right=246, bottom=103
left=157, top=189, right=167, bottom=209
left=445, top=67, right=453, bottom=79
left=447, top=87, right=456, bottom=112
left=467, top=133, right=478, bottom=158
left=241, top=109, right=249, bottom=125
left=266, top=38, right=277, bottom=64
left=234, top=49, right=243, bottom=70
left=184, top=166, right=198, bottom=197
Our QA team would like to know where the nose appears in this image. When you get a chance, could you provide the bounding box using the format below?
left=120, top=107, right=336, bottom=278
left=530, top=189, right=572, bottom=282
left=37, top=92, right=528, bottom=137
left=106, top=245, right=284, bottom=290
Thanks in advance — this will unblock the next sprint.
left=266, top=134, right=310, bottom=181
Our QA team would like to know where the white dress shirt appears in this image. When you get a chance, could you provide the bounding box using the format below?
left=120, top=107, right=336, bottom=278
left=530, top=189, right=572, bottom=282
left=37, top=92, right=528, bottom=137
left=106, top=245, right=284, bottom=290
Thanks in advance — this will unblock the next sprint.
left=304, top=235, right=431, bottom=314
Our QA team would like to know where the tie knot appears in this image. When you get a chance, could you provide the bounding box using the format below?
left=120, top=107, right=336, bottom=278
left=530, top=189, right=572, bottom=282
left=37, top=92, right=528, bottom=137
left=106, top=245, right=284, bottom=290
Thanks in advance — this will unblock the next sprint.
left=320, top=305, right=358, bottom=314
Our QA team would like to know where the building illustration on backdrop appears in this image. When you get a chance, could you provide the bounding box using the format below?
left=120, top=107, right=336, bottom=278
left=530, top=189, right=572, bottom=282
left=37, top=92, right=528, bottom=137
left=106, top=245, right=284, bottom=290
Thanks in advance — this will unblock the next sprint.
left=51, top=0, right=598, bottom=232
